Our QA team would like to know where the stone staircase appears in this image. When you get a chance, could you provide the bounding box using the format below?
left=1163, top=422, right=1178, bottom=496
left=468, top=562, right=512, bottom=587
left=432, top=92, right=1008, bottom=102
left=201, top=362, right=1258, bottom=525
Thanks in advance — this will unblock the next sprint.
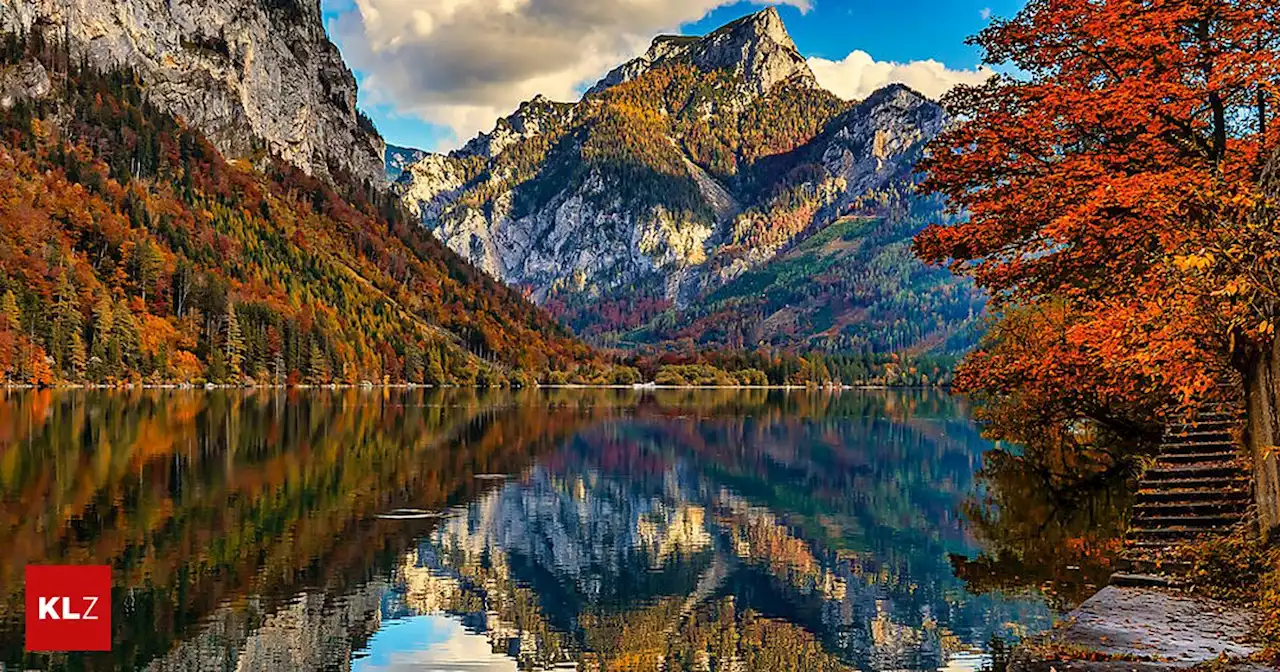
left=1119, top=394, right=1254, bottom=581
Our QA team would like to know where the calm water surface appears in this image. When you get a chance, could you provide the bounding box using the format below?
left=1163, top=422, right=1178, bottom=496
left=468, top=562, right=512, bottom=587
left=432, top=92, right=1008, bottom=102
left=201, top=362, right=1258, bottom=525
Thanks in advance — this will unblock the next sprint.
left=0, top=389, right=1093, bottom=671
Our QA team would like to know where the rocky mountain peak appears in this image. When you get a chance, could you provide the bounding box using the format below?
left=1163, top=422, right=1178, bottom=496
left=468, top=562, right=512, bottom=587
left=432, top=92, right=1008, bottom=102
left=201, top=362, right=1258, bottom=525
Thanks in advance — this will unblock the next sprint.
left=0, top=0, right=386, bottom=187
left=587, top=7, right=814, bottom=96
left=456, top=94, right=575, bottom=159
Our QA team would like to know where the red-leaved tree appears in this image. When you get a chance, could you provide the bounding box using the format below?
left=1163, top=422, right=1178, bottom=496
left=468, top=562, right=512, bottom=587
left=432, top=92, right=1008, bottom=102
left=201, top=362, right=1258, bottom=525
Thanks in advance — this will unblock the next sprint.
left=916, top=0, right=1280, bottom=442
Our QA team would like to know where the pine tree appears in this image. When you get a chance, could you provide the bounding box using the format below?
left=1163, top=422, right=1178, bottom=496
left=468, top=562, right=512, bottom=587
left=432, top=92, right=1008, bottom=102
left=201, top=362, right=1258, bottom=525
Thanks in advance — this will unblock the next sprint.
left=404, top=344, right=423, bottom=384
left=88, top=293, right=114, bottom=379
left=224, top=302, right=244, bottom=377
left=113, top=300, right=140, bottom=372
left=130, top=239, right=161, bottom=305
left=308, top=341, right=329, bottom=384
left=50, top=271, right=81, bottom=373
left=68, top=331, right=87, bottom=380
left=0, top=290, right=20, bottom=331
left=424, top=346, right=445, bottom=385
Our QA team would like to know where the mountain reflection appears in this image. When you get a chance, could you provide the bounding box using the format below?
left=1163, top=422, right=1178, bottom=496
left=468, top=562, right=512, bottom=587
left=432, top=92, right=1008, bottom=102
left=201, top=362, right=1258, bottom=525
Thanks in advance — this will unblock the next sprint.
left=0, top=388, right=1053, bottom=671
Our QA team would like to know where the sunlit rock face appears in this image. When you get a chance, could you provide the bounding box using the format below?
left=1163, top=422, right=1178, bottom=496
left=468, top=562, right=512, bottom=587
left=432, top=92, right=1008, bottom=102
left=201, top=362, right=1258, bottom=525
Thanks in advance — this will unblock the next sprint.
left=0, top=59, right=51, bottom=109
left=0, top=0, right=385, bottom=186
left=586, top=6, right=815, bottom=97
left=393, top=7, right=945, bottom=313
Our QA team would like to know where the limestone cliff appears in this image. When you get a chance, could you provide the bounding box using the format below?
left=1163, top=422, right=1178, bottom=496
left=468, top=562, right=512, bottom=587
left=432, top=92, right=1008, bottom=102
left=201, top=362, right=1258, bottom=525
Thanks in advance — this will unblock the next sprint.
left=586, top=7, right=814, bottom=97
left=0, top=0, right=385, bottom=186
left=394, top=8, right=977, bottom=354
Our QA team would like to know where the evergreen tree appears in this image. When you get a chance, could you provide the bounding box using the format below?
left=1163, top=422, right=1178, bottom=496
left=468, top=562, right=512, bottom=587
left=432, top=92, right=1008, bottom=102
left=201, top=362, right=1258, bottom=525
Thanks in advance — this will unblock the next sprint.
left=224, top=302, right=244, bottom=377
left=404, top=344, right=424, bottom=384
left=0, top=290, right=20, bottom=331
left=88, top=293, right=114, bottom=378
left=308, top=341, right=329, bottom=384
left=129, top=239, right=161, bottom=305
left=50, top=271, right=81, bottom=373
left=113, top=300, right=140, bottom=372
left=68, top=331, right=87, bottom=380
left=424, top=346, right=446, bottom=385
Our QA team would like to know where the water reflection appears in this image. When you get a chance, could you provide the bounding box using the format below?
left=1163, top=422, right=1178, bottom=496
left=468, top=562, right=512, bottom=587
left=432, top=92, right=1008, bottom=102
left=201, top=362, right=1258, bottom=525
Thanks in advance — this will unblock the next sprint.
left=0, top=388, right=1059, bottom=671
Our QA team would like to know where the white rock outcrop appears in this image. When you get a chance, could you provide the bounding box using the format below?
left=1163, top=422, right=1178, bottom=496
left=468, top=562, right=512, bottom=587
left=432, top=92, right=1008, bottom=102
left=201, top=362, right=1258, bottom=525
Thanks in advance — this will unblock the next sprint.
left=0, top=0, right=385, bottom=186
left=587, top=7, right=814, bottom=97
left=0, top=58, right=50, bottom=109
left=395, top=8, right=945, bottom=314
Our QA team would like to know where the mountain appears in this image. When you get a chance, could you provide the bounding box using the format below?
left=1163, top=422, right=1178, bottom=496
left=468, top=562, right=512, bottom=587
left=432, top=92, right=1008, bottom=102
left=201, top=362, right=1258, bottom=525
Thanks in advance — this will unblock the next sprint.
left=0, top=0, right=385, bottom=187
left=385, top=143, right=426, bottom=181
left=0, top=27, right=596, bottom=385
left=395, top=8, right=983, bottom=361
left=586, top=7, right=815, bottom=96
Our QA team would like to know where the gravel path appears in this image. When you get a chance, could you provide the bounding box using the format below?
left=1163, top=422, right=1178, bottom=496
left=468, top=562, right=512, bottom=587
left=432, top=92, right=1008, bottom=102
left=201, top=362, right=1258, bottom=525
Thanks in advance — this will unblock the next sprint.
left=1012, top=585, right=1263, bottom=671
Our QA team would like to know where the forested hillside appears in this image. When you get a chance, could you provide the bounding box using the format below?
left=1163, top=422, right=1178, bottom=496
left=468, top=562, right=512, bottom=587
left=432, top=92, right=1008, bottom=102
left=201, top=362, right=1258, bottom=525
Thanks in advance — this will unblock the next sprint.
left=398, top=9, right=982, bottom=378
left=0, top=35, right=597, bottom=386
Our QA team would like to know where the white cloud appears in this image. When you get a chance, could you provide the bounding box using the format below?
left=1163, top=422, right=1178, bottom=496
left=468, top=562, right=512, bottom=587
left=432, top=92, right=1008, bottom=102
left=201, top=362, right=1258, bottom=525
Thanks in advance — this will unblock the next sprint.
left=807, top=50, right=996, bottom=102
left=329, top=0, right=809, bottom=149
left=979, top=7, right=992, bottom=20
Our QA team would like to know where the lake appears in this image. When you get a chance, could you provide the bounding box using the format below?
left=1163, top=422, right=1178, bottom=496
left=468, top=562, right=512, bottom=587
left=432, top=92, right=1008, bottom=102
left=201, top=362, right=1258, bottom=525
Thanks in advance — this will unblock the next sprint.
left=0, top=388, right=1094, bottom=671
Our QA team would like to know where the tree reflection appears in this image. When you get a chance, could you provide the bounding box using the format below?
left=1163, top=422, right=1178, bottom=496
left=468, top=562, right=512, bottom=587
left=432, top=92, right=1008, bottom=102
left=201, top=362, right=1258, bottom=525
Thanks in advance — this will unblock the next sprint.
left=951, top=439, right=1140, bottom=609
left=0, top=388, right=595, bottom=670
left=0, top=388, right=1056, bottom=671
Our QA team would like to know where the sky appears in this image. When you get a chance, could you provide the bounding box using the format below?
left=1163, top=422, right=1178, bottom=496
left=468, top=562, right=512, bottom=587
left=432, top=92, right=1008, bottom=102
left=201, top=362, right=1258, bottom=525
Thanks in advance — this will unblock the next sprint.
left=320, top=0, right=1025, bottom=152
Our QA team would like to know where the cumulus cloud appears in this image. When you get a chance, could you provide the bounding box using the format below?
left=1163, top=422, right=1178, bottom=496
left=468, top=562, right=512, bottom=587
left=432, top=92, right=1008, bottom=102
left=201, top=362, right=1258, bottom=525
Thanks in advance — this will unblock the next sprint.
left=807, top=50, right=996, bottom=102
left=329, top=0, right=809, bottom=149
left=980, top=7, right=992, bottom=20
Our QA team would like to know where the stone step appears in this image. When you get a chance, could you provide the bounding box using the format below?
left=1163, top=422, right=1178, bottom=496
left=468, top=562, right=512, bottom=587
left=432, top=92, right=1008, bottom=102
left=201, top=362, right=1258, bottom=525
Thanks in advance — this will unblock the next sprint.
left=1157, top=451, right=1243, bottom=465
left=1144, top=465, right=1247, bottom=480
left=1134, top=501, right=1249, bottom=516
left=1162, top=443, right=1236, bottom=454
left=1167, top=419, right=1237, bottom=430
left=1189, top=411, right=1244, bottom=421
left=1161, top=431, right=1235, bottom=443
left=1110, top=572, right=1186, bottom=588
left=1136, top=488, right=1251, bottom=503
left=1129, top=524, right=1239, bottom=540
left=1124, top=539, right=1190, bottom=551
left=1160, top=441, right=1238, bottom=454
left=1131, top=512, right=1245, bottom=528
left=1131, top=514, right=1239, bottom=529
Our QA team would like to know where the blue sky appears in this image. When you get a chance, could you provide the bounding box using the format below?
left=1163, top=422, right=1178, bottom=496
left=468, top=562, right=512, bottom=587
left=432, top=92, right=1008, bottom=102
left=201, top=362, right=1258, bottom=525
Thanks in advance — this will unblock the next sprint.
left=321, top=0, right=1024, bottom=152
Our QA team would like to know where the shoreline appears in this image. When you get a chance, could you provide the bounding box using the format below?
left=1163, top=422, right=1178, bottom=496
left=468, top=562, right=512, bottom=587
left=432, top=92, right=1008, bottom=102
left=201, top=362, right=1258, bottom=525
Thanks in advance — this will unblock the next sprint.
left=0, top=383, right=945, bottom=391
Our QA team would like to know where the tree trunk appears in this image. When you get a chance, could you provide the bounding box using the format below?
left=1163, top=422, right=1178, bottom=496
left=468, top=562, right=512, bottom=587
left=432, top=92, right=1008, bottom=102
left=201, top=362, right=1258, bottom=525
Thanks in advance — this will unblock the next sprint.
left=1244, top=145, right=1280, bottom=540
left=1245, top=344, right=1280, bottom=539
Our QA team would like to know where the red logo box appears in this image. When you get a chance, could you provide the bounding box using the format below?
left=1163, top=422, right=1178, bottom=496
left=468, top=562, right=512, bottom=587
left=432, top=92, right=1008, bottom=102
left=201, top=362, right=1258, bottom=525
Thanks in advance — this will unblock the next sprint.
left=24, top=565, right=112, bottom=652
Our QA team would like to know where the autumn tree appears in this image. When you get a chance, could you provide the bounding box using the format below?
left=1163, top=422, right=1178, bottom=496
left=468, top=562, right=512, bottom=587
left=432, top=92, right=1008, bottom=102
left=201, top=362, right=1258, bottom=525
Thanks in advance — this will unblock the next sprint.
left=224, top=302, right=243, bottom=377
left=88, top=292, right=114, bottom=379
left=129, top=238, right=161, bottom=306
left=1, top=291, right=19, bottom=331
left=49, top=271, right=82, bottom=375
left=915, top=0, right=1280, bottom=435
left=308, top=341, right=330, bottom=385
left=113, top=299, right=140, bottom=374
left=0, top=45, right=598, bottom=387
left=67, top=331, right=86, bottom=379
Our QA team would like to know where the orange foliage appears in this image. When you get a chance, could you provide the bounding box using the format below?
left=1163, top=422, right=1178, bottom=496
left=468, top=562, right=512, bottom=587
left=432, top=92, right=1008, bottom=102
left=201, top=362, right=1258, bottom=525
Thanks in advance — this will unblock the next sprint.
left=0, top=48, right=599, bottom=385
left=915, top=0, right=1280, bottom=411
